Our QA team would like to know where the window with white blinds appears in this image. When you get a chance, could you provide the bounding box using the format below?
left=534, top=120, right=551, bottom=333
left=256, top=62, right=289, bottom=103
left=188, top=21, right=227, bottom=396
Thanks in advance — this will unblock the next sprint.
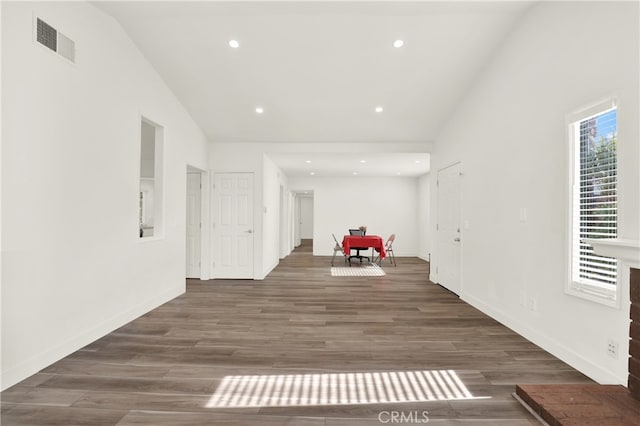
left=570, top=102, right=618, bottom=300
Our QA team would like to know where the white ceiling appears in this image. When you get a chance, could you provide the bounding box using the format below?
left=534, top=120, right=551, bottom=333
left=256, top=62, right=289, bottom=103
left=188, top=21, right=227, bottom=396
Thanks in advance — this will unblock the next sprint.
left=268, top=152, right=431, bottom=177
left=94, top=1, right=533, bottom=176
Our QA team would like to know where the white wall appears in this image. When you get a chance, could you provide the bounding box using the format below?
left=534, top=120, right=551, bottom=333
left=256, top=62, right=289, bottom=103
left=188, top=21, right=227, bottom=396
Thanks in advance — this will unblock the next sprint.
left=417, top=173, right=431, bottom=262
left=430, top=1, right=639, bottom=384
left=208, top=146, right=293, bottom=280
left=1, top=2, right=209, bottom=389
left=0, top=2, right=4, bottom=389
left=210, top=141, right=431, bottom=277
left=262, top=155, right=290, bottom=276
left=299, top=197, right=314, bottom=239
left=278, top=186, right=291, bottom=259
left=289, top=176, right=419, bottom=256
left=208, top=146, right=264, bottom=279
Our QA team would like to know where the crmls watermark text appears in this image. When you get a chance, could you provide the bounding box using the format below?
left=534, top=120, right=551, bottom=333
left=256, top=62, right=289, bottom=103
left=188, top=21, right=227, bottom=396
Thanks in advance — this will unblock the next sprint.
left=378, top=410, right=430, bottom=424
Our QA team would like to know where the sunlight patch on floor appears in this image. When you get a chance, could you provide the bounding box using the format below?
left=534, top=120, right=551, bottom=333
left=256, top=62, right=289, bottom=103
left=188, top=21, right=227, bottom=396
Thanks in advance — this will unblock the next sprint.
left=206, top=369, right=488, bottom=408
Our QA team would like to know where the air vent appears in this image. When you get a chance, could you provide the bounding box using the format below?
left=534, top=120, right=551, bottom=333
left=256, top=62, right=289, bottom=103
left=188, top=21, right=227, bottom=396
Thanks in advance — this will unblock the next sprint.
left=35, top=17, right=75, bottom=63
left=36, top=18, right=56, bottom=51
left=57, top=32, right=75, bottom=62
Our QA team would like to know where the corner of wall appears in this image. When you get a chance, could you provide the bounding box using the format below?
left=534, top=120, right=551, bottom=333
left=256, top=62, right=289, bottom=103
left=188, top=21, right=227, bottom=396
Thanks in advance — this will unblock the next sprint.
left=462, top=293, right=626, bottom=385
left=0, top=284, right=184, bottom=391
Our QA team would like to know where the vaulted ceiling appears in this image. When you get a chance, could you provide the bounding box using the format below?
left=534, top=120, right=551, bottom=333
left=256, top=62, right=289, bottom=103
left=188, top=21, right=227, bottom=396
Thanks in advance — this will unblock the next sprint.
left=95, top=1, right=533, bottom=176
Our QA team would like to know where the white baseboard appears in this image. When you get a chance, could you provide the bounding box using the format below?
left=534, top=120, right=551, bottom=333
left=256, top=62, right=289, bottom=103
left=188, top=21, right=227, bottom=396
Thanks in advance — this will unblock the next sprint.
left=0, top=284, right=184, bottom=391
left=259, top=259, right=279, bottom=280
left=461, top=292, right=625, bottom=385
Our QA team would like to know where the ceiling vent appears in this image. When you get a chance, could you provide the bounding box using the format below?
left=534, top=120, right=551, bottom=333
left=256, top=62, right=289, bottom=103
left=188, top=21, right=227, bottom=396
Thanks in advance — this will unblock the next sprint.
left=35, top=17, right=75, bottom=63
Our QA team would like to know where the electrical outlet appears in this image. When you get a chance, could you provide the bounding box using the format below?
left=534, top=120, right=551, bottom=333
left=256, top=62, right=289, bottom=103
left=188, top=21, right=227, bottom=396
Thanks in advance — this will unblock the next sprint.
left=607, top=339, right=618, bottom=359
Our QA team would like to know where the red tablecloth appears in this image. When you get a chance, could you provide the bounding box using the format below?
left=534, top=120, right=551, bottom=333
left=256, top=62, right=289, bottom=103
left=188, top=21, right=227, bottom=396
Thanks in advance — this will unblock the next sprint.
left=342, top=235, right=386, bottom=259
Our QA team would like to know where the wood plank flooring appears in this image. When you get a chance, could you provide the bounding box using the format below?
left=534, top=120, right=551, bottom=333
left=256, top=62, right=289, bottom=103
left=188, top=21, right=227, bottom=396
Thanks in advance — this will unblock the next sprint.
left=1, top=240, right=593, bottom=425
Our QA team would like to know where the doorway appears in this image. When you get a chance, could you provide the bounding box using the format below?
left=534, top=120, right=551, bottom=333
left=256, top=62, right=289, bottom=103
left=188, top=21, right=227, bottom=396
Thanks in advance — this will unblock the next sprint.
left=279, top=185, right=293, bottom=259
left=436, top=162, right=462, bottom=295
left=299, top=195, right=314, bottom=240
left=294, top=192, right=314, bottom=249
left=212, top=173, right=254, bottom=279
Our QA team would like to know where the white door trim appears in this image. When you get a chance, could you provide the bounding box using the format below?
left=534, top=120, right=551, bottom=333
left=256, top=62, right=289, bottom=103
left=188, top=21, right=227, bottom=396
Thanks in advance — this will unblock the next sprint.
left=186, top=172, right=201, bottom=278
left=186, top=166, right=209, bottom=280
left=436, top=162, right=463, bottom=296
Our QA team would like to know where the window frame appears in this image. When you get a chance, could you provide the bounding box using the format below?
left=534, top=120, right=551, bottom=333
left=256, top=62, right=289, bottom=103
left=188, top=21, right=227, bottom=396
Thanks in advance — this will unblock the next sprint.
left=566, top=96, right=620, bottom=308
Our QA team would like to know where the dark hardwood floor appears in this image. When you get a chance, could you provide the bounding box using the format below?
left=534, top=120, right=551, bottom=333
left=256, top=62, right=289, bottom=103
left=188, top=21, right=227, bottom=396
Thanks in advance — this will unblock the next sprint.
left=1, top=240, right=593, bottom=425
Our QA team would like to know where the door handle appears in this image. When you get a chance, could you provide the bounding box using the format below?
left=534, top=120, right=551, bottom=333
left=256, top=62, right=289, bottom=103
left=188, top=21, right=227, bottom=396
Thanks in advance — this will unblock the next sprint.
left=453, top=237, right=460, bottom=242
left=246, top=229, right=253, bottom=234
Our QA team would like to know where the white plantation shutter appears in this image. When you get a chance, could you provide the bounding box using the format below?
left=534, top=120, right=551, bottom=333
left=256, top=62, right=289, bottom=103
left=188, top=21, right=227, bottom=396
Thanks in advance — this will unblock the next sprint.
left=571, top=105, right=618, bottom=296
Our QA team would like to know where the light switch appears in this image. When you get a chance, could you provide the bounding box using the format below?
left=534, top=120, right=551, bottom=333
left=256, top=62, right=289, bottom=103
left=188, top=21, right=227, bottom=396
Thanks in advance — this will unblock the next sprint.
left=519, top=207, right=527, bottom=222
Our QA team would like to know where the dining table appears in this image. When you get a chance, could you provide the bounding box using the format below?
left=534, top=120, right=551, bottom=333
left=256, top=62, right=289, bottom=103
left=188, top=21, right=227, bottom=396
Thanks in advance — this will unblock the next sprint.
left=342, top=235, right=386, bottom=264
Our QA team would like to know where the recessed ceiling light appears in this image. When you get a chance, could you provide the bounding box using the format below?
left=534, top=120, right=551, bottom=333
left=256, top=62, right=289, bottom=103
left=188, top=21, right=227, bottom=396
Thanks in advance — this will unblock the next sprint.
left=415, top=160, right=421, bottom=164
left=353, top=172, right=358, bottom=175
left=255, top=107, right=264, bottom=114
left=229, top=40, right=240, bottom=48
left=310, top=172, right=315, bottom=176
left=393, top=40, right=404, bottom=48
left=375, top=106, right=383, bottom=113
left=360, top=159, right=367, bottom=164
left=305, top=160, right=312, bottom=164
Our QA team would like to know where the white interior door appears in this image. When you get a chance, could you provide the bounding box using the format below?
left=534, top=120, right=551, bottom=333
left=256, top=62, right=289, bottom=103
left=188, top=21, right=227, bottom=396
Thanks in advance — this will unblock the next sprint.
left=213, top=173, right=254, bottom=279
left=437, top=163, right=462, bottom=295
left=186, top=172, right=201, bottom=278
left=294, top=196, right=301, bottom=247
left=300, top=196, right=314, bottom=239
